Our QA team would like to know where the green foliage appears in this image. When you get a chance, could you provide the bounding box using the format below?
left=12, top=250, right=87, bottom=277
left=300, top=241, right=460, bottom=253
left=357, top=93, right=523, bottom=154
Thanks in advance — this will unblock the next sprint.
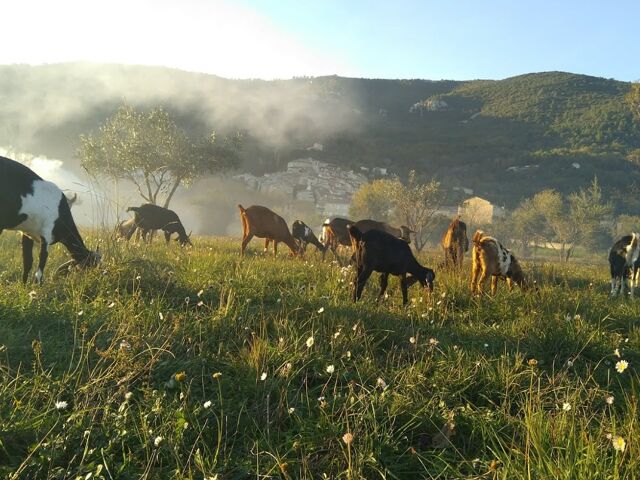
left=349, top=179, right=395, bottom=221
left=77, top=104, right=239, bottom=208
left=509, top=179, right=613, bottom=261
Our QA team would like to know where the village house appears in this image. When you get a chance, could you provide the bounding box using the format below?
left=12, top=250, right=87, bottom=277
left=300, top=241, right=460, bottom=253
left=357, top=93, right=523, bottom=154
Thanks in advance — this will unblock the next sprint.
left=458, top=196, right=506, bottom=225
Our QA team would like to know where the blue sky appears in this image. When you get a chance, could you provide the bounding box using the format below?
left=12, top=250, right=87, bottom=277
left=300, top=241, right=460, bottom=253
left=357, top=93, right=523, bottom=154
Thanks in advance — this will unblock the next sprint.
left=2, top=0, right=638, bottom=80
left=237, top=0, right=640, bottom=81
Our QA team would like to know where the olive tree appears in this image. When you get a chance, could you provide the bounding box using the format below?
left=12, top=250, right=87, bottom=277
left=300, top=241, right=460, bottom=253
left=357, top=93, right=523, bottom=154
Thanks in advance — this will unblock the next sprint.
left=78, top=104, right=239, bottom=208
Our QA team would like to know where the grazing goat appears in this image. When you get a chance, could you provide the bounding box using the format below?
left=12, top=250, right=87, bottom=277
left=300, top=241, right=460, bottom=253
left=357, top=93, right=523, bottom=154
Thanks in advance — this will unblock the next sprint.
left=127, top=204, right=191, bottom=246
left=292, top=220, right=326, bottom=254
left=470, top=230, right=526, bottom=295
left=322, top=217, right=354, bottom=265
left=0, top=155, right=100, bottom=283
left=352, top=219, right=414, bottom=243
left=238, top=204, right=299, bottom=257
left=348, top=225, right=435, bottom=305
left=608, top=233, right=640, bottom=297
left=442, top=216, right=469, bottom=268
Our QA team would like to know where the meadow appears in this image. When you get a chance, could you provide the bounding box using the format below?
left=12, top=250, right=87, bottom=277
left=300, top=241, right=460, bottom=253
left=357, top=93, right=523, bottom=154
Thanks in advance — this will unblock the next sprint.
left=0, top=233, right=638, bottom=479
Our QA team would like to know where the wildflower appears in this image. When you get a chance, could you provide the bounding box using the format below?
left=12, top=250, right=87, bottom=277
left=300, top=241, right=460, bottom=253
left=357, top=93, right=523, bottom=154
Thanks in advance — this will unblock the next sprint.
left=212, top=372, right=222, bottom=379
left=441, top=292, right=446, bottom=298
left=342, top=432, right=354, bottom=445
left=317, top=396, right=325, bottom=402
left=605, top=395, right=615, bottom=405
left=159, top=312, right=164, bottom=320
left=317, top=307, right=325, bottom=314
left=108, top=302, right=115, bottom=308
left=333, top=329, right=341, bottom=339
left=125, top=392, right=133, bottom=401
left=55, top=400, right=68, bottom=410
left=352, top=323, right=358, bottom=331
left=175, top=371, right=186, bottom=382
left=260, top=372, right=267, bottom=381
left=429, top=338, right=439, bottom=347
left=197, top=289, right=204, bottom=297
left=77, top=310, right=84, bottom=316
left=562, top=402, right=571, bottom=412
left=409, top=336, right=416, bottom=344
left=306, top=336, right=314, bottom=348
left=28, top=290, right=37, bottom=300
left=203, top=400, right=212, bottom=409
left=614, top=348, right=621, bottom=358
left=376, top=377, right=387, bottom=389
left=527, top=358, right=538, bottom=367
left=612, top=436, right=626, bottom=452
left=288, top=407, right=295, bottom=414
left=119, top=340, right=131, bottom=351
left=197, top=301, right=204, bottom=307
left=484, top=343, right=489, bottom=348
left=154, top=436, right=163, bottom=447
left=615, top=360, right=629, bottom=373
left=566, top=359, right=574, bottom=367
left=184, top=297, right=190, bottom=304
left=326, top=365, right=335, bottom=374
left=346, top=351, right=351, bottom=359
left=574, top=314, right=581, bottom=321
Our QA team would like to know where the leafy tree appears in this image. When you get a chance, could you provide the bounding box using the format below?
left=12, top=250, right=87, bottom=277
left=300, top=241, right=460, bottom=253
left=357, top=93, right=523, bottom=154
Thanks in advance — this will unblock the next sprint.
left=511, top=179, right=612, bottom=261
left=628, top=82, right=640, bottom=120
left=78, top=104, right=240, bottom=208
left=349, top=179, right=394, bottom=221
left=388, top=171, right=443, bottom=252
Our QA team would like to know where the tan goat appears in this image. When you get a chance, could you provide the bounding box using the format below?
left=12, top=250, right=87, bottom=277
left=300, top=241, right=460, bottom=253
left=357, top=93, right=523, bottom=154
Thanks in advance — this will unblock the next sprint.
left=238, top=204, right=299, bottom=257
left=470, top=230, right=526, bottom=295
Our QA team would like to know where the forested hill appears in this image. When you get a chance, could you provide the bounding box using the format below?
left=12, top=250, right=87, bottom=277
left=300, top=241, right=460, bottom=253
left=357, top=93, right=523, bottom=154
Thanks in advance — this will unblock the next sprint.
left=1, top=63, right=638, bottom=208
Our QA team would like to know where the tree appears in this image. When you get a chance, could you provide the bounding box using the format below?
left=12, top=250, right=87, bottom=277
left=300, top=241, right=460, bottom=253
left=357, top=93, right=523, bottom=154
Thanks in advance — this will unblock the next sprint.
left=510, top=179, right=612, bottom=262
left=387, top=171, right=443, bottom=252
left=627, top=82, right=640, bottom=120
left=77, top=104, right=239, bottom=208
left=349, top=179, right=395, bottom=221
left=567, top=177, right=613, bottom=252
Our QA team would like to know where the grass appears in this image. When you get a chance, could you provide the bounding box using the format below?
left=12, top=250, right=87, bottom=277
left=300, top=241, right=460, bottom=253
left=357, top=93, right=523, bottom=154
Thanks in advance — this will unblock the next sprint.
left=0, top=233, right=638, bottom=479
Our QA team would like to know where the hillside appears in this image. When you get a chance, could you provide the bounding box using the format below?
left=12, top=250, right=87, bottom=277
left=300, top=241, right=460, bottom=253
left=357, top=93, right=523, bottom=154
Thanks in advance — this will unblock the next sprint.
left=0, top=63, right=638, bottom=208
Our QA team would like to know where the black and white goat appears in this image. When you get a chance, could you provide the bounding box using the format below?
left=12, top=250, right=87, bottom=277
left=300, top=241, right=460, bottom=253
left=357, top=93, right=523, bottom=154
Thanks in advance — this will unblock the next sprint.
left=348, top=225, right=435, bottom=305
left=609, top=233, right=640, bottom=297
left=0, top=156, right=100, bottom=283
left=291, top=220, right=326, bottom=254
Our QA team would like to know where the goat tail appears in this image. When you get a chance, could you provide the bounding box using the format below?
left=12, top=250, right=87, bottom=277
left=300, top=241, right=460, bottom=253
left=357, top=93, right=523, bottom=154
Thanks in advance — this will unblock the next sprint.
left=237, top=204, right=246, bottom=214
left=347, top=225, right=363, bottom=242
left=472, top=230, right=485, bottom=245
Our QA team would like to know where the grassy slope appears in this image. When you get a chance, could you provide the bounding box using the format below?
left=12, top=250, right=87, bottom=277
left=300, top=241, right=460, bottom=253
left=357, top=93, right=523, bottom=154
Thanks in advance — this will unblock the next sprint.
left=1, top=233, right=639, bottom=479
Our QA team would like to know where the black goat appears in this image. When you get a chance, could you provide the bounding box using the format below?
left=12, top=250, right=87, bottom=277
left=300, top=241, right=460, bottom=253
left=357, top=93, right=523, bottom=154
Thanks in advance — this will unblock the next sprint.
left=127, top=204, right=191, bottom=246
left=0, top=155, right=100, bottom=283
left=348, top=225, right=435, bottom=305
left=609, top=233, right=640, bottom=297
left=292, top=220, right=326, bottom=254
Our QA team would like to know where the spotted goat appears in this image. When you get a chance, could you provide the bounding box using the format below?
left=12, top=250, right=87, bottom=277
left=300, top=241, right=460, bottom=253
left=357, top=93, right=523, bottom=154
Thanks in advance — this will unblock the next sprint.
left=0, top=156, right=100, bottom=283
left=608, top=233, right=640, bottom=297
left=470, top=230, right=526, bottom=295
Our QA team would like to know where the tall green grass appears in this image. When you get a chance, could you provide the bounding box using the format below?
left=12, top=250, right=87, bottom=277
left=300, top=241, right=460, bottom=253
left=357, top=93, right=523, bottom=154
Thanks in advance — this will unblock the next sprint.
left=0, top=234, right=638, bottom=479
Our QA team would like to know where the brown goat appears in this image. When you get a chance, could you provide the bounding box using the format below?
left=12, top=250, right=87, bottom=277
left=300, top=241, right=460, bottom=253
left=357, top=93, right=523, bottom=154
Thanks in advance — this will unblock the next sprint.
left=321, top=217, right=354, bottom=265
left=238, top=205, right=299, bottom=257
left=442, top=217, right=469, bottom=268
left=352, top=219, right=414, bottom=243
left=470, top=230, right=526, bottom=295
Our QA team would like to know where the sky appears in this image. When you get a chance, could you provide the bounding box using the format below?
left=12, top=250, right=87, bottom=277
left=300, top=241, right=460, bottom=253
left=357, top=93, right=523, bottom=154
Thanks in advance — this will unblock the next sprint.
left=3, top=0, right=639, bottom=81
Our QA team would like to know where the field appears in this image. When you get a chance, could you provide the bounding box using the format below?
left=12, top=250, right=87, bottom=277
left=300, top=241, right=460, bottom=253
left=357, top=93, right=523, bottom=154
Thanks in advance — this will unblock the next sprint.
left=0, top=234, right=639, bottom=479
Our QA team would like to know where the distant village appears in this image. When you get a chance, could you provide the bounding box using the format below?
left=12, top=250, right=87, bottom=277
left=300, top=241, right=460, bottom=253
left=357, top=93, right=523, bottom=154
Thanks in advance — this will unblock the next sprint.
left=234, top=157, right=386, bottom=217
left=234, top=156, right=505, bottom=225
